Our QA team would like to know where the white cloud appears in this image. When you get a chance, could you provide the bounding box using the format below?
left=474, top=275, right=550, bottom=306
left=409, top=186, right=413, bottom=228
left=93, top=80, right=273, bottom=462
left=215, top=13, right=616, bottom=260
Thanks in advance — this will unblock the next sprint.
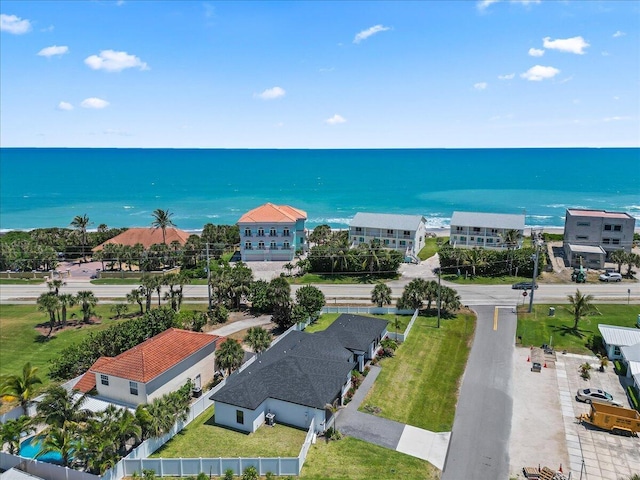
left=255, top=86, right=286, bottom=100
left=57, top=101, right=73, bottom=111
left=0, top=14, right=32, bottom=34
left=37, top=45, right=69, bottom=57
left=325, top=114, right=346, bottom=125
left=84, top=50, right=149, bottom=72
left=601, top=51, right=610, bottom=57
left=498, top=73, right=515, bottom=80
left=116, top=0, right=125, bottom=5
left=41, top=25, right=54, bottom=32
left=353, top=25, right=390, bottom=44
left=520, top=65, right=560, bottom=81
left=80, top=97, right=109, bottom=109
left=543, top=36, right=589, bottom=55
left=474, top=82, right=488, bottom=90
left=613, top=31, right=626, bottom=38
left=603, top=116, right=631, bottom=122
left=477, top=0, right=539, bottom=11
left=528, top=47, right=545, bottom=57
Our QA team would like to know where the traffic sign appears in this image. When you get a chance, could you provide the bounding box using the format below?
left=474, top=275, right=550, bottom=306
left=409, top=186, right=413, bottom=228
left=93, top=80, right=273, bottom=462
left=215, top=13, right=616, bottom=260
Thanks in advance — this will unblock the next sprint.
left=523, top=291, right=528, bottom=297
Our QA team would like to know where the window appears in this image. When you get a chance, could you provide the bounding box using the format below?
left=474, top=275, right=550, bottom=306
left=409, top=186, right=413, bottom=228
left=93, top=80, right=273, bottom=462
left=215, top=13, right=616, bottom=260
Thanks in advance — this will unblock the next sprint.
left=129, top=381, right=138, bottom=396
left=403, top=230, right=411, bottom=236
left=477, top=238, right=483, bottom=243
left=245, top=242, right=252, bottom=250
left=456, top=226, right=463, bottom=232
left=383, top=239, right=390, bottom=245
left=100, top=374, right=109, bottom=386
left=359, top=237, right=364, bottom=242
left=236, top=410, right=244, bottom=424
left=244, top=228, right=251, bottom=237
left=614, top=346, right=621, bottom=356
left=257, top=228, right=264, bottom=237
left=399, top=240, right=406, bottom=246
left=355, top=227, right=362, bottom=233
left=576, top=221, right=590, bottom=227
left=460, top=236, right=466, bottom=242
left=487, top=238, right=494, bottom=243
left=283, top=242, right=290, bottom=250
left=258, top=241, right=265, bottom=250
left=470, top=237, right=475, bottom=241
left=270, top=228, right=276, bottom=236
left=576, top=236, right=588, bottom=240
left=602, top=238, right=611, bottom=244
left=270, top=241, right=276, bottom=249
left=614, top=225, right=622, bottom=232
left=387, top=229, right=394, bottom=235
left=612, top=239, right=620, bottom=245
left=283, top=228, right=290, bottom=236
left=604, top=224, right=612, bottom=231
left=473, top=227, right=481, bottom=233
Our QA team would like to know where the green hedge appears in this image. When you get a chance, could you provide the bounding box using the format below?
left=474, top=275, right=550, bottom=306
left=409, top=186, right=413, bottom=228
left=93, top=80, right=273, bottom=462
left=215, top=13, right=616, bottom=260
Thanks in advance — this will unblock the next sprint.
left=627, top=385, right=640, bottom=411
left=614, top=360, right=627, bottom=376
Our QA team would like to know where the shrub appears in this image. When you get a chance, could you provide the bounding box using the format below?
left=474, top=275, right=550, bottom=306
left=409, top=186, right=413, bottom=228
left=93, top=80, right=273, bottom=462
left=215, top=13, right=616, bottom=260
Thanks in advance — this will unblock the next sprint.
left=351, top=370, right=363, bottom=388
left=380, top=347, right=395, bottom=358
left=380, top=338, right=398, bottom=351
left=579, top=362, right=591, bottom=380
left=265, top=473, right=276, bottom=480
left=363, top=365, right=370, bottom=376
left=210, top=304, right=229, bottom=324
left=325, top=426, right=342, bottom=440
left=196, top=474, right=208, bottom=480
left=586, top=334, right=604, bottom=354
left=614, top=360, right=628, bottom=376
left=628, top=386, right=640, bottom=411
left=363, top=404, right=382, bottom=415
left=223, top=469, right=234, bottom=480
left=242, top=466, right=258, bottom=480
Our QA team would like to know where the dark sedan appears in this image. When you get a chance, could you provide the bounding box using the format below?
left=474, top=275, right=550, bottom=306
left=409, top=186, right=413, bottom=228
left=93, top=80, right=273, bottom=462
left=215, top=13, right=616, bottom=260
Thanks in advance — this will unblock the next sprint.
left=511, top=282, right=538, bottom=290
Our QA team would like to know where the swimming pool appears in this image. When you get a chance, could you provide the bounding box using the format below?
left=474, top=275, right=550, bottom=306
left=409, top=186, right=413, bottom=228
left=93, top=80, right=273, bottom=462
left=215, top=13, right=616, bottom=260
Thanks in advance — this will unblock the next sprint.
left=19, top=436, right=63, bottom=464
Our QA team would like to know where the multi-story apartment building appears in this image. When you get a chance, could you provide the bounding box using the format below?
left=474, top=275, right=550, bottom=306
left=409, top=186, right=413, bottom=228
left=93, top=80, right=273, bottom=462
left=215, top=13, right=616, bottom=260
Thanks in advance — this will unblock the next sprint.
left=349, top=212, right=427, bottom=258
left=237, top=203, right=307, bottom=261
left=449, top=211, right=525, bottom=250
left=563, top=208, right=636, bottom=267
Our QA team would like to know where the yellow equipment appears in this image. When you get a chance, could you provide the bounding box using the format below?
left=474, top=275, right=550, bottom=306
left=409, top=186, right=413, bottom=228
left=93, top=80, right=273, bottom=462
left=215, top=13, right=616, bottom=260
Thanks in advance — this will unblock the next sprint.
left=577, top=402, right=640, bottom=436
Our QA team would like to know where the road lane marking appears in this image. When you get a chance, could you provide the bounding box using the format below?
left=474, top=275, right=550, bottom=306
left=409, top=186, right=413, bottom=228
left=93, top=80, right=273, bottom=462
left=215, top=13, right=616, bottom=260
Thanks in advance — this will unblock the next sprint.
left=493, top=307, right=499, bottom=330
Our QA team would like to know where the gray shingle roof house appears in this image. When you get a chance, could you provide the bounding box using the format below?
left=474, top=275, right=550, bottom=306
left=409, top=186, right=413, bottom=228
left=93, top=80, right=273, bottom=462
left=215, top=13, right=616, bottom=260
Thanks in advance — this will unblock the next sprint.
left=349, top=212, right=427, bottom=257
left=211, top=315, right=388, bottom=434
left=450, top=211, right=525, bottom=250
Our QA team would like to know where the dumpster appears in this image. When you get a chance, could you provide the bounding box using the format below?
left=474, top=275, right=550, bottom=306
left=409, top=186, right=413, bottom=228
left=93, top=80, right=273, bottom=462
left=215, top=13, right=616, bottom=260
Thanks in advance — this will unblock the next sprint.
left=577, top=402, right=640, bottom=436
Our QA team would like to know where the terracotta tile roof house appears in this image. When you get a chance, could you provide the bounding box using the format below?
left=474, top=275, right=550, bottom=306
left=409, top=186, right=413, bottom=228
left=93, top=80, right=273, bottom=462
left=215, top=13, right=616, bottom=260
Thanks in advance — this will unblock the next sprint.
left=75, top=328, right=222, bottom=406
left=92, top=227, right=191, bottom=252
left=211, top=314, right=388, bottom=434
left=237, top=203, right=308, bottom=261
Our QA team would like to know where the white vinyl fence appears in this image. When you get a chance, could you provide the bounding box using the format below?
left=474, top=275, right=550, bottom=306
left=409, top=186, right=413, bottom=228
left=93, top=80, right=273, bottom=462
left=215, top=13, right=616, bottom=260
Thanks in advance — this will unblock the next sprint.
left=319, top=306, right=420, bottom=343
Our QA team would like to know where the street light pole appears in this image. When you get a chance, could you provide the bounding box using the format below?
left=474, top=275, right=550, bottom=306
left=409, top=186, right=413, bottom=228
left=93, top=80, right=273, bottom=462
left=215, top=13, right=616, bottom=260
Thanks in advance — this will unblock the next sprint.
left=206, top=242, right=212, bottom=315
left=437, top=267, right=441, bottom=328
left=528, top=241, right=540, bottom=313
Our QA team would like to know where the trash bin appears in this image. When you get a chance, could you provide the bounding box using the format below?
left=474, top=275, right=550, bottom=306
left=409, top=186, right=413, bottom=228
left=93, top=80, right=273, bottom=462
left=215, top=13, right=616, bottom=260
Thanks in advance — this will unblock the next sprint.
left=548, top=307, right=555, bottom=317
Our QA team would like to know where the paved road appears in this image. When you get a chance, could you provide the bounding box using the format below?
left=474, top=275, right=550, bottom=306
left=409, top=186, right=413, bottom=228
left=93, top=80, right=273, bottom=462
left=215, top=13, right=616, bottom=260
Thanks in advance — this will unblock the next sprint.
left=442, top=305, right=516, bottom=480
left=1, top=281, right=636, bottom=305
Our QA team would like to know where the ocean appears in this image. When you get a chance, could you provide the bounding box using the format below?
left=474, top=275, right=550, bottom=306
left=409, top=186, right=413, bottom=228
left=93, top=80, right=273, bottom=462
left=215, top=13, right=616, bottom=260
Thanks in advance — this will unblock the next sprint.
left=0, top=148, right=638, bottom=232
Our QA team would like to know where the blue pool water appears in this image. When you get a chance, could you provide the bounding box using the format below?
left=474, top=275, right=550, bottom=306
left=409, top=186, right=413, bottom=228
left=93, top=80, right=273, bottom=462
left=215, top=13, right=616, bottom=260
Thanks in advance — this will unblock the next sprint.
left=19, top=435, right=63, bottom=464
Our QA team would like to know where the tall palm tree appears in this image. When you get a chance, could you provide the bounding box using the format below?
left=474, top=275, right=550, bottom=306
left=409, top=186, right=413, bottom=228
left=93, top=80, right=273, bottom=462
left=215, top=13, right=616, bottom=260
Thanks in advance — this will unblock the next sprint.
left=151, top=208, right=176, bottom=245
left=70, top=214, right=90, bottom=262
left=0, top=363, right=42, bottom=415
left=36, top=425, right=77, bottom=467
left=324, top=401, right=345, bottom=433
left=47, top=278, right=66, bottom=296
left=464, top=247, right=488, bottom=277
left=76, top=290, right=98, bottom=323
left=140, top=275, right=158, bottom=312
left=244, top=326, right=272, bottom=354
left=500, top=229, right=522, bottom=275
left=58, top=293, right=76, bottom=327
left=0, top=415, right=33, bottom=454
left=216, top=338, right=245, bottom=376
left=37, top=292, right=60, bottom=336
left=567, top=289, right=595, bottom=330
left=127, top=287, right=145, bottom=315
left=371, top=283, right=392, bottom=308
left=36, top=385, right=92, bottom=430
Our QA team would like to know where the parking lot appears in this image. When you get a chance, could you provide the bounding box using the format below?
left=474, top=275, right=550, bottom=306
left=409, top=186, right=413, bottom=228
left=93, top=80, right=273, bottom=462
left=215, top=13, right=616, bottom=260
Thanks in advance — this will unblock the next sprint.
left=510, top=348, right=640, bottom=479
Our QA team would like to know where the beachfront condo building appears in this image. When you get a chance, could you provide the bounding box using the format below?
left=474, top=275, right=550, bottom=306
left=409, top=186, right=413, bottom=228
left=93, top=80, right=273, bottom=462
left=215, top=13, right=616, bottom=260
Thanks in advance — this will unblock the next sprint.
left=237, top=203, right=307, bottom=261
left=349, top=212, right=427, bottom=260
left=449, top=211, right=525, bottom=250
left=563, top=208, right=636, bottom=268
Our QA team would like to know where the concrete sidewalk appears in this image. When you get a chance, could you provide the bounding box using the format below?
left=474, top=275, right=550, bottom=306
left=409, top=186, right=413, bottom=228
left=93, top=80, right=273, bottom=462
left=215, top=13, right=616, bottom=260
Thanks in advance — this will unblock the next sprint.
left=338, top=364, right=450, bottom=470
left=208, top=315, right=272, bottom=336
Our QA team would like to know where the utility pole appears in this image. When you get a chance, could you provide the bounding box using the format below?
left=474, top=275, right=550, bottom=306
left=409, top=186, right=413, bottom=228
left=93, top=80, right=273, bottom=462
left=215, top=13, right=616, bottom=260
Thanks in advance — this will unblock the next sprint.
left=437, top=267, right=441, bottom=328
left=206, top=242, right=212, bottom=314
left=528, top=240, right=540, bottom=313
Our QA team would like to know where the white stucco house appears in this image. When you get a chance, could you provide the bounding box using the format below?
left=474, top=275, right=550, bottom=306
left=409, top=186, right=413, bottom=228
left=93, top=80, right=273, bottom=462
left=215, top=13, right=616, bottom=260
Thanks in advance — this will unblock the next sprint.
left=597, top=324, right=640, bottom=360
left=620, top=343, right=640, bottom=393
left=449, top=211, right=525, bottom=250
left=75, top=328, right=222, bottom=406
left=211, top=314, right=388, bottom=434
left=349, top=212, right=427, bottom=259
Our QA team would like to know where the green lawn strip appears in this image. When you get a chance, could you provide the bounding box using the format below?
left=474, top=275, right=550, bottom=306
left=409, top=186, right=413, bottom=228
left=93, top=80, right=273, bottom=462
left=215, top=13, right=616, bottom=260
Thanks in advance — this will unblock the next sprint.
left=287, top=273, right=399, bottom=285
left=0, top=278, right=46, bottom=285
left=151, top=406, right=305, bottom=458
left=417, top=237, right=448, bottom=261
left=517, top=304, right=639, bottom=354
left=91, top=278, right=143, bottom=285
left=0, top=304, right=119, bottom=386
left=360, top=313, right=475, bottom=432
left=304, top=313, right=410, bottom=334
left=442, top=275, right=532, bottom=285
left=300, top=436, right=439, bottom=480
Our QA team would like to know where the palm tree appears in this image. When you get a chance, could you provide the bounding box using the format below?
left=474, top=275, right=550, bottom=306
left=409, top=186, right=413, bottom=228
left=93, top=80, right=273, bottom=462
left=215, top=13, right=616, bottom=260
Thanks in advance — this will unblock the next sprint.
left=151, top=208, right=176, bottom=245
left=36, top=425, right=77, bottom=467
left=36, top=385, right=92, bottom=430
left=567, top=289, right=595, bottom=330
left=371, top=283, right=392, bottom=308
left=324, top=401, right=345, bottom=433
left=37, top=292, right=60, bottom=336
left=244, top=326, right=272, bottom=354
left=70, top=214, right=90, bottom=262
left=127, top=288, right=145, bottom=315
left=47, top=278, right=66, bottom=296
left=609, top=249, right=626, bottom=274
left=500, top=228, right=522, bottom=275
left=76, top=290, right=98, bottom=323
left=58, top=293, right=76, bottom=327
left=0, top=415, right=33, bottom=454
left=1, top=362, right=43, bottom=415
left=283, top=262, right=295, bottom=277
left=464, top=247, right=488, bottom=277
left=140, top=275, right=158, bottom=312
left=216, top=338, right=245, bottom=376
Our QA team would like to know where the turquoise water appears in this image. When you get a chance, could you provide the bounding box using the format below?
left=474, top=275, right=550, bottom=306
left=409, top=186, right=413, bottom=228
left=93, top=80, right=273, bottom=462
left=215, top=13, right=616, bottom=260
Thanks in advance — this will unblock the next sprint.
left=19, top=435, right=64, bottom=464
left=1, top=148, right=638, bottom=231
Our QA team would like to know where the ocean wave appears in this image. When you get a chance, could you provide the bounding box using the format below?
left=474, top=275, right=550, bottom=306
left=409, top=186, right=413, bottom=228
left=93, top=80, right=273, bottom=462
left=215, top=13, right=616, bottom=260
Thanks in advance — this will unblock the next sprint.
left=123, top=205, right=134, bottom=209
left=424, top=217, right=450, bottom=228
left=623, top=205, right=640, bottom=211
left=206, top=214, right=220, bottom=218
left=527, top=215, right=554, bottom=220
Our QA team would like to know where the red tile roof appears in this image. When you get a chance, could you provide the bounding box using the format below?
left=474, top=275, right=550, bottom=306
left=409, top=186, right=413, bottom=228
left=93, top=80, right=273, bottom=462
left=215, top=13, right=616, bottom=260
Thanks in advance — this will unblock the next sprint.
left=237, top=203, right=307, bottom=224
left=90, top=329, right=221, bottom=383
left=93, top=227, right=191, bottom=252
left=75, top=356, right=113, bottom=393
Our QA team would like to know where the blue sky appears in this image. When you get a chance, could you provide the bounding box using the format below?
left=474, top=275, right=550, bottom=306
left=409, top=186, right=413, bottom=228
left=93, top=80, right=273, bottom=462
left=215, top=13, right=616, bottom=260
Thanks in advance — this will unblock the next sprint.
left=1, top=0, right=638, bottom=148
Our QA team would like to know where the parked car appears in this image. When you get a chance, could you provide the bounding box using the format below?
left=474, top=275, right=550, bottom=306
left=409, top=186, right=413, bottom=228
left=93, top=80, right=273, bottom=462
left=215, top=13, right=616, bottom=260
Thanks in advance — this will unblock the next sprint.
left=576, top=388, right=623, bottom=406
left=512, top=282, right=538, bottom=290
left=599, top=272, right=622, bottom=282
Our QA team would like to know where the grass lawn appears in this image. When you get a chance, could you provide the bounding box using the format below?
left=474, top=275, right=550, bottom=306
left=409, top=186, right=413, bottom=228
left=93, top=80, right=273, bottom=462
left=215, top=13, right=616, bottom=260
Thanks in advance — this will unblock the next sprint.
left=0, top=278, right=46, bottom=285
left=517, top=304, right=639, bottom=354
left=442, top=274, right=532, bottom=285
left=91, top=278, right=143, bottom=285
left=360, top=312, right=475, bottom=432
left=304, top=313, right=411, bottom=334
left=0, top=304, right=121, bottom=389
left=300, top=437, right=439, bottom=480
left=287, top=273, right=399, bottom=285
left=151, top=406, right=306, bottom=458
left=417, top=237, right=448, bottom=261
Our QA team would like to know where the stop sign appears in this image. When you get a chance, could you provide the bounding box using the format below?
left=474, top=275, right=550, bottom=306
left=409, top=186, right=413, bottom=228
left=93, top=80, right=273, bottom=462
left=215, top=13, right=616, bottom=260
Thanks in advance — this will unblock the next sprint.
left=523, top=291, right=528, bottom=297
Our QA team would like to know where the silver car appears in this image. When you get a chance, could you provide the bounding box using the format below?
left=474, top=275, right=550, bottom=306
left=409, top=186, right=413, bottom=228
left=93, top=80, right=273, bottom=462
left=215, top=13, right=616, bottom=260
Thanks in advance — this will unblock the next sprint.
left=576, top=388, right=622, bottom=406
